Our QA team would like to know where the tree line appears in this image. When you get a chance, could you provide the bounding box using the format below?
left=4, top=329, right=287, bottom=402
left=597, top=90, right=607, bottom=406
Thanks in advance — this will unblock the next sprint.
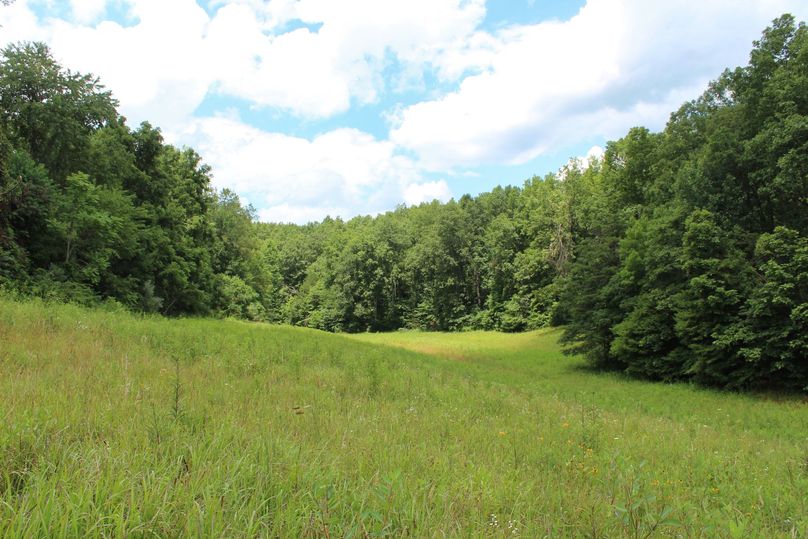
left=0, top=16, right=805, bottom=391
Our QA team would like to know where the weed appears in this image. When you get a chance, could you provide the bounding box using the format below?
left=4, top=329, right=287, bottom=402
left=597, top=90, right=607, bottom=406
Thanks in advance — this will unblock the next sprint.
left=0, top=437, right=37, bottom=496
left=611, top=460, right=680, bottom=539
left=0, top=297, right=806, bottom=537
left=366, top=358, right=381, bottom=399
left=578, top=391, right=601, bottom=451
left=172, top=352, right=182, bottom=421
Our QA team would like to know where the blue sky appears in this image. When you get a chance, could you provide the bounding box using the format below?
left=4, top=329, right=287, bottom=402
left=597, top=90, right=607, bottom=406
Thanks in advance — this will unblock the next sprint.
left=2, top=0, right=807, bottom=223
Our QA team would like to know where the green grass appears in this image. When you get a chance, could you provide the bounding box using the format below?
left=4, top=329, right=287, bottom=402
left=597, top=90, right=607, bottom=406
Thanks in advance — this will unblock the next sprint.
left=1, top=298, right=807, bottom=537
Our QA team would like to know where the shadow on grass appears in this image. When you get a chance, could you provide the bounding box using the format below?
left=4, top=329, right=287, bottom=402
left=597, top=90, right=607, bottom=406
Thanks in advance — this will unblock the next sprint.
left=564, top=357, right=807, bottom=404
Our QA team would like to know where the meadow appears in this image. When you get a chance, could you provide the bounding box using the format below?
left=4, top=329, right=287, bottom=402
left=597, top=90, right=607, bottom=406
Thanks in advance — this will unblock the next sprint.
left=1, top=297, right=806, bottom=537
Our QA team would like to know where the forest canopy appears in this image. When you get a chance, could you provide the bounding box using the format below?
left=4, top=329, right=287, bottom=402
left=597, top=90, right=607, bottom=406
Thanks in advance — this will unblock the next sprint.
left=0, top=15, right=806, bottom=391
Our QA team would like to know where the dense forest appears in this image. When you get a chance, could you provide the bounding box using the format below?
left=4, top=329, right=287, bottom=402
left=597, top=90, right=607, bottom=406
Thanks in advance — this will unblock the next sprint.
left=0, top=16, right=805, bottom=391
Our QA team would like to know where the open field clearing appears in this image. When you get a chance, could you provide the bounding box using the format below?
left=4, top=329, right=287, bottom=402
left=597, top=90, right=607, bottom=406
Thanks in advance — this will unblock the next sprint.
left=1, top=298, right=807, bottom=537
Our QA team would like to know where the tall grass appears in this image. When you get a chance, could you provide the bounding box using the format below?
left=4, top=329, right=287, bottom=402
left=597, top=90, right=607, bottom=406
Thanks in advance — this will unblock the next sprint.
left=1, top=297, right=806, bottom=537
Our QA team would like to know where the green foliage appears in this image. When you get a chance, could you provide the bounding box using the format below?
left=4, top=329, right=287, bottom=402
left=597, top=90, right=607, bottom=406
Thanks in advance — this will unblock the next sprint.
left=47, top=172, right=132, bottom=285
left=674, top=211, right=753, bottom=385
left=732, top=227, right=808, bottom=390
left=559, top=236, right=624, bottom=368
left=215, top=273, right=265, bottom=321
left=139, top=279, right=163, bottom=313
left=0, top=42, right=117, bottom=181
left=0, top=44, right=238, bottom=317
left=561, top=16, right=808, bottom=391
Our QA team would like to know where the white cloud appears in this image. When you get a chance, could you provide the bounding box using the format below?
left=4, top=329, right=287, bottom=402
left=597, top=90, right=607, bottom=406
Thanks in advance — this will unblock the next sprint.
left=561, top=144, right=605, bottom=177
left=42, top=0, right=213, bottom=130
left=1, top=0, right=487, bottom=126
left=0, top=0, right=49, bottom=44
left=3, top=0, right=808, bottom=222
left=586, top=146, right=604, bottom=161
left=403, top=180, right=452, bottom=206
left=179, top=116, right=433, bottom=223
left=70, top=0, right=107, bottom=24
left=207, top=0, right=487, bottom=117
left=391, top=0, right=808, bottom=170
left=204, top=7, right=356, bottom=118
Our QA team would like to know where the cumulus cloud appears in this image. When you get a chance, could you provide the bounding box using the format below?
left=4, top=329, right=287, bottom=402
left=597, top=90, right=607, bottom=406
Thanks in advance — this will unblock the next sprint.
left=69, top=0, right=107, bottom=24
left=403, top=180, right=452, bottom=206
left=0, top=0, right=48, bottom=44
left=41, top=0, right=213, bottom=130
left=560, top=145, right=605, bottom=177
left=1, top=0, right=486, bottom=127
left=3, top=0, right=807, bottom=222
left=390, top=0, right=808, bottom=170
left=209, top=0, right=487, bottom=116
left=178, top=116, right=438, bottom=223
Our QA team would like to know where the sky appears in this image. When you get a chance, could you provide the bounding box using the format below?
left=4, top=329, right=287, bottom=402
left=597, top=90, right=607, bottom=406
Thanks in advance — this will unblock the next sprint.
left=1, top=0, right=807, bottom=224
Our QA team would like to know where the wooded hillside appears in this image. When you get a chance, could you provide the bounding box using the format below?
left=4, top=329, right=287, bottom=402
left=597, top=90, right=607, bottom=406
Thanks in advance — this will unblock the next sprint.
left=1, top=16, right=805, bottom=391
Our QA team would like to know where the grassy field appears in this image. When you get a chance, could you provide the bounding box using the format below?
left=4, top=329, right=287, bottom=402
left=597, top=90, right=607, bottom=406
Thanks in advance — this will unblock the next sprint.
left=1, top=297, right=806, bottom=537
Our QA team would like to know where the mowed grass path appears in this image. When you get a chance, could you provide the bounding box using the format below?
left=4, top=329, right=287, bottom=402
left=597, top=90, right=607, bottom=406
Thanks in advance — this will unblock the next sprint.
left=1, top=298, right=806, bottom=537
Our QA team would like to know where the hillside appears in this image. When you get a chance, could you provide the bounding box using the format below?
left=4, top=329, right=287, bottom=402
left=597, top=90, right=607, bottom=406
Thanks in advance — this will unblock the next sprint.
left=2, top=16, right=807, bottom=392
left=1, top=297, right=806, bottom=537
